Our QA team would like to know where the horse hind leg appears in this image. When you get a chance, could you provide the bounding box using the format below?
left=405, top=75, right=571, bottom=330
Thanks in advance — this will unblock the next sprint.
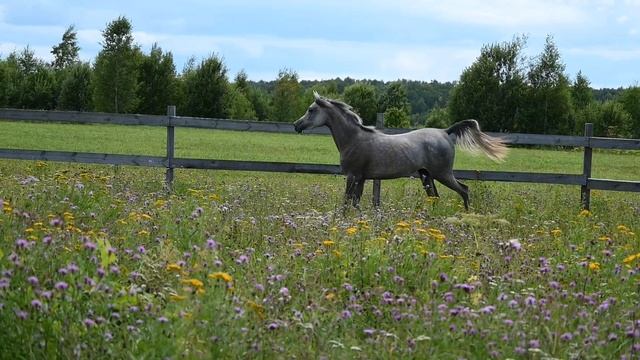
left=435, top=173, right=469, bottom=211
left=418, top=169, right=439, bottom=197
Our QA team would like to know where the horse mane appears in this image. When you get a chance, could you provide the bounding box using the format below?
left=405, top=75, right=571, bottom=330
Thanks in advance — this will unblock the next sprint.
left=315, top=92, right=378, bottom=133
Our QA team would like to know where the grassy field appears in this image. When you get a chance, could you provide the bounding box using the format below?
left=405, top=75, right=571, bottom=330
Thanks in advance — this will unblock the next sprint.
left=0, top=120, right=639, bottom=358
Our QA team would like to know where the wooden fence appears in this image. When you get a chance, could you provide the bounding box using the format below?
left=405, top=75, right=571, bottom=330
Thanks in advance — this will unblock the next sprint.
left=1, top=107, right=639, bottom=209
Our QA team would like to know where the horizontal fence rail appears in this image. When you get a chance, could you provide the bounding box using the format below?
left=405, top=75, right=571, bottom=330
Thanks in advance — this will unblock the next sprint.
left=1, top=108, right=639, bottom=209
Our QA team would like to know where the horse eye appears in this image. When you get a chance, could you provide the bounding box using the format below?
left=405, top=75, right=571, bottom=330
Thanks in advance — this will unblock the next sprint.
left=308, top=108, right=314, bottom=113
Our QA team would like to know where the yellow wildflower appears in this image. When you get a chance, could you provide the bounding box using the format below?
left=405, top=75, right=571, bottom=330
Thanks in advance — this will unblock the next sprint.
left=578, top=209, right=591, bottom=217
left=246, top=301, right=265, bottom=320
left=623, top=253, right=640, bottom=264
left=154, top=199, right=167, bottom=208
left=345, top=227, right=358, bottom=236
left=208, top=272, right=233, bottom=283
left=332, top=250, right=342, bottom=258
left=588, top=262, right=601, bottom=271
left=617, top=224, right=630, bottom=233
left=169, top=294, right=187, bottom=302
left=395, top=221, right=411, bottom=230
left=137, top=229, right=150, bottom=236
left=325, top=292, right=336, bottom=301
left=550, top=229, right=562, bottom=237
left=181, top=278, right=204, bottom=288
left=166, top=263, right=182, bottom=272
left=140, top=213, right=152, bottom=221
left=322, top=240, right=335, bottom=247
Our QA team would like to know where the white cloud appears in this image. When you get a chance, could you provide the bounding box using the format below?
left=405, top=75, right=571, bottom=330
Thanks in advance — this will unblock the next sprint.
left=371, top=0, right=589, bottom=28
left=568, top=46, right=640, bottom=61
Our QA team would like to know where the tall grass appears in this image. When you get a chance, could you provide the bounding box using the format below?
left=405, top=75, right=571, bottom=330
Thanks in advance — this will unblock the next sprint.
left=0, top=121, right=639, bottom=358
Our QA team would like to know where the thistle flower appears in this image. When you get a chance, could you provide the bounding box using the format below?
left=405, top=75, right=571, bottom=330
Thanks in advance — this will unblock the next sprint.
left=54, top=281, right=69, bottom=292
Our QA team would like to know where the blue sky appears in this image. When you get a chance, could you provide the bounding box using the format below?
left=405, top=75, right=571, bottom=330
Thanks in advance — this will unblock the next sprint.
left=1, top=0, right=639, bottom=88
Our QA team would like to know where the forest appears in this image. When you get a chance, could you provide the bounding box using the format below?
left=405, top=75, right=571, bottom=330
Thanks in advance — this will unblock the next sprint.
left=0, top=16, right=638, bottom=137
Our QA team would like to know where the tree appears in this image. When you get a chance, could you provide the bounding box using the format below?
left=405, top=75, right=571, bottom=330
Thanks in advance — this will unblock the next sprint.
left=227, top=84, right=257, bottom=120
left=425, top=107, right=451, bottom=129
left=57, top=62, right=93, bottom=111
left=524, top=35, right=573, bottom=134
left=571, top=71, right=593, bottom=110
left=379, top=81, right=411, bottom=127
left=51, top=25, right=80, bottom=69
left=343, top=83, right=378, bottom=125
left=181, top=55, right=229, bottom=118
left=271, top=69, right=304, bottom=122
left=575, top=101, right=631, bottom=137
left=619, top=86, right=640, bottom=138
left=93, top=16, right=140, bottom=113
left=137, top=44, right=177, bottom=114
left=449, top=36, right=527, bottom=132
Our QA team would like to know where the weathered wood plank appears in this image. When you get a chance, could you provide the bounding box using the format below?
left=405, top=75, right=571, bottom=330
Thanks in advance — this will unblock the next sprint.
left=453, top=170, right=585, bottom=185
left=0, top=108, right=168, bottom=126
left=590, top=137, right=640, bottom=150
left=0, top=149, right=166, bottom=167
left=173, top=158, right=342, bottom=175
left=588, top=179, right=640, bottom=192
left=169, top=116, right=331, bottom=135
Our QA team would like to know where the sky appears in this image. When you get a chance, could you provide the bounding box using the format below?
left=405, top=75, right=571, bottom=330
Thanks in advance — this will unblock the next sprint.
left=0, top=0, right=639, bottom=88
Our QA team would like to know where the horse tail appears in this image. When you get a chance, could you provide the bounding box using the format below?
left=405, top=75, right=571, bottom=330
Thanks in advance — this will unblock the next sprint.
left=445, top=119, right=508, bottom=162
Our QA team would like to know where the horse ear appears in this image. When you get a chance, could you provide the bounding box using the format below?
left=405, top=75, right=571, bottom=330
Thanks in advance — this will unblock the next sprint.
left=313, top=91, right=330, bottom=107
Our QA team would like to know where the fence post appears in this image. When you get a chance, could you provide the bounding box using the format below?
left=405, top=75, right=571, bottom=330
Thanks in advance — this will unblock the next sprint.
left=372, top=113, right=384, bottom=207
left=581, top=123, right=593, bottom=210
left=165, top=105, right=176, bottom=191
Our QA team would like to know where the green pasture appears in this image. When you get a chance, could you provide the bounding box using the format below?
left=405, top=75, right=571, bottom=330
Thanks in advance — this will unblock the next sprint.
left=0, top=120, right=639, bottom=359
left=1, top=120, right=639, bottom=180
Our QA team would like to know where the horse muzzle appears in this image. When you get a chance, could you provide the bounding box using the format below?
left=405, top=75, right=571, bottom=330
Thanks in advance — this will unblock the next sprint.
left=293, top=119, right=304, bottom=133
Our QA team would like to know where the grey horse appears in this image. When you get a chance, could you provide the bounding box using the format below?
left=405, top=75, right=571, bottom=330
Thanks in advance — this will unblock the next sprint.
left=293, top=92, right=508, bottom=210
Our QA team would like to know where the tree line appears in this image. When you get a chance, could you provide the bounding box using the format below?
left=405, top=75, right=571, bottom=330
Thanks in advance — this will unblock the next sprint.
left=0, top=17, right=637, bottom=137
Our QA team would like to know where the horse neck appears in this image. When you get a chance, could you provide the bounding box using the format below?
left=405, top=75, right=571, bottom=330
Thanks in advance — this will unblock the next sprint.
left=325, top=113, right=363, bottom=152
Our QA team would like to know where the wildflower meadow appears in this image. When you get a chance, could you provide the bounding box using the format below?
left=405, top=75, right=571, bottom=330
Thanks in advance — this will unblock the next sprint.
left=0, top=149, right=639, bottom=358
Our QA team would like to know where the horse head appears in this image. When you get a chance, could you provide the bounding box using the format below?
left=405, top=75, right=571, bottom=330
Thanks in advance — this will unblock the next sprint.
left=294, top=91, right=332, bottom=133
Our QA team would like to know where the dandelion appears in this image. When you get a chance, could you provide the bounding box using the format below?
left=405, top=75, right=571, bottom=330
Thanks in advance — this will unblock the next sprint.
left=169, top=294, right=187, bottom=302
left=578, top=209, right=591, bottom=217
left=395, top=221, right=411, bottom=231
left=588, top=262, right=601, bottom=271
left=166, top=263, right=182, bottom=272
left=322, top=240, right=335, bottom=247
left=623, top=253, right=640, bottom=264
left=181, top=278, right=204, bottom=288
left=208, top=272, right=233, bottom=283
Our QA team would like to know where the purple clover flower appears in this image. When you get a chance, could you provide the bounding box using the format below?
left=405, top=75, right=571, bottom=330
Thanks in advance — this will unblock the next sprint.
left=54, top=281, right=69, bottom=291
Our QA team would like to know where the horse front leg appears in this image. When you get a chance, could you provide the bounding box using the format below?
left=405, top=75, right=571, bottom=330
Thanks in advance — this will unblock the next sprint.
left=343, top=176, right=357, bottom=208
left=352, top=178, right=366, bottom=208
